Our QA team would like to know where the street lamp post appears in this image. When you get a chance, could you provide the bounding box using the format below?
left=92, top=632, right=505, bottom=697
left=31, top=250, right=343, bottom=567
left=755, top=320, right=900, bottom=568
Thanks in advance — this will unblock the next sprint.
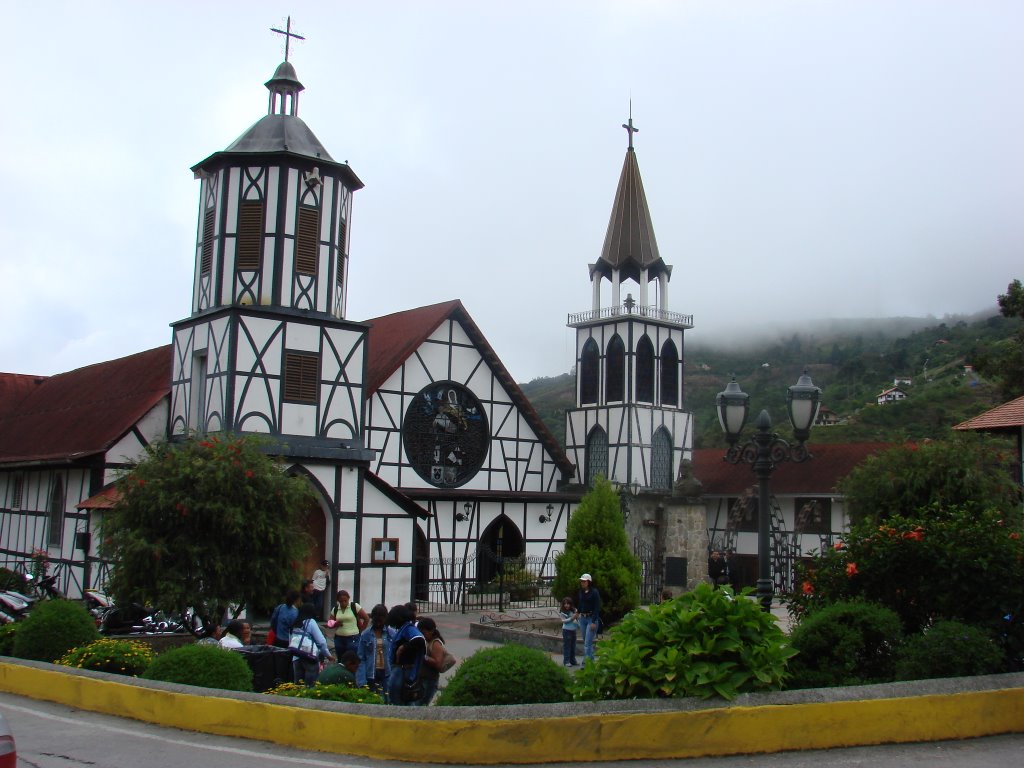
left=716, top=370, right=822, bottom=611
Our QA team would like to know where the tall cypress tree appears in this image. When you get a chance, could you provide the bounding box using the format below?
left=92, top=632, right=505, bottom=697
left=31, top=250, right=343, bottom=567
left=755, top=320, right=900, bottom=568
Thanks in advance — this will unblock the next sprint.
left=552, top=478, right=641, bottom=624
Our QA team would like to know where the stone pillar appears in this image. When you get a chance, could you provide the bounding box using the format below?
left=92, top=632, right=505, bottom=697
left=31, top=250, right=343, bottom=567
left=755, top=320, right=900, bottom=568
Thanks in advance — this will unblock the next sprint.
left=660, top=459, right=709, bottom=595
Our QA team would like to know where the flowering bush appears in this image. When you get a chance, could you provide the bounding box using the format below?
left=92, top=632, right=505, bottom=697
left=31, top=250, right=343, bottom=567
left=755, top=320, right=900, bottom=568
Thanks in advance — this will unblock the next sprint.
left=56, top=638, right=154, bottom=676
left=790, top=505, right=1024, bottom=668
left=265, top=681, right=384, bottom=704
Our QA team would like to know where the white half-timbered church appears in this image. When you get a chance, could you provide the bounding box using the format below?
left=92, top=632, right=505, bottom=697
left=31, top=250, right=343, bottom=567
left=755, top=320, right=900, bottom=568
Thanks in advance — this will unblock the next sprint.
left=0, top=53, right=694, bottom=611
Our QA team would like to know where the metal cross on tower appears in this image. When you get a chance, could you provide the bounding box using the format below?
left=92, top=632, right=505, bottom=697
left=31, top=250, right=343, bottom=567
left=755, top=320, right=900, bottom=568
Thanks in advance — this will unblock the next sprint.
left=622, top=103, right=639, bottom=150
left=271, top=16, right=305, bottom=62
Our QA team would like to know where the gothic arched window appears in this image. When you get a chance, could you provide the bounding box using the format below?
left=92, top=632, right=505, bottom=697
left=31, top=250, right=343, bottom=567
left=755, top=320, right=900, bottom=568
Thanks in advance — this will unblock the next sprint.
left=651, top=427, right=673, bottom=490
left=660, top=340, right=679, bottom=406
left=580, top=338, right=599, bottom=405
left=606, top=335, right=625, bottom=403
left=585, top=427, right=608, bottom=488
left=636, top=335, right=654, bottom=403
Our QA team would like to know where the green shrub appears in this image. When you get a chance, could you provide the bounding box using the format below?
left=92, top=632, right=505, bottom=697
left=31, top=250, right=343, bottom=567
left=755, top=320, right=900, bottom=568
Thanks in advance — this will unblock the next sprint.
left=572, top=583, right=795, bottom=701
left=0, top=623, right=17, bottom=656
left=0, top=568, right=27, bottom=592
left=786, top=601, right=903, bottom=689
left=141, top=643, right=253, bottom=692
left=56, top=638, right=155, bottom=676
left=12, top=599, right=100, bottom=663
left=894, top=621, right=1006, bottom=681
left=436, top=644, right=572, bottom=706
left=265, top=681, right=385, bottom=704
left=789, top=506, right=1024, bottom=666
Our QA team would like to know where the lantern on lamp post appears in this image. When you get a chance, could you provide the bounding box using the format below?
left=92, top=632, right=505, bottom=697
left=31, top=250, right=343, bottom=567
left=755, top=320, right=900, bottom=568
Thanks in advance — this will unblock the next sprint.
left=716, top=369, right=821, bottom=611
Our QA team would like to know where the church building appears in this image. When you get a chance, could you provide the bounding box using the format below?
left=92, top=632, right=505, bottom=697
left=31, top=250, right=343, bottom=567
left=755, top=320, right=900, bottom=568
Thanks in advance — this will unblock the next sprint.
left=0, top=51, right=694, bottom=609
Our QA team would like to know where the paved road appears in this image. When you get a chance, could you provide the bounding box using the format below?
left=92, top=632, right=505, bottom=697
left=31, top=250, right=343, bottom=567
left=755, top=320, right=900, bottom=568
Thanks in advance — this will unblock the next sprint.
left=3, top=692, right=1023, bottom=768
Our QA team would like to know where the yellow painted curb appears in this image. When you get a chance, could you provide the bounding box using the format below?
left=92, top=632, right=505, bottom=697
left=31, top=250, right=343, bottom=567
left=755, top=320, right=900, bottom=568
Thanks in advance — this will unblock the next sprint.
left=1, top=661, right=1022, bottom=763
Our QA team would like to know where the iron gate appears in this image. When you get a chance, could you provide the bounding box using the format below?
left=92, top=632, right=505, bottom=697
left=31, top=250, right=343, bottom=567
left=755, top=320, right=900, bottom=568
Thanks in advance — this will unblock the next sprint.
left=416, top=547, right=560, bottom=613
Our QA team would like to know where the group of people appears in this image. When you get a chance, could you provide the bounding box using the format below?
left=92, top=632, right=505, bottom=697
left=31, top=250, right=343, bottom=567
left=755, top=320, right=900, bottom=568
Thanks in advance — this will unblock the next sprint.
left=708, top=549, right=735, bottom=587
left=556, top=573, right=602, bottom=667
left=260, top=586, right=451, bottom=706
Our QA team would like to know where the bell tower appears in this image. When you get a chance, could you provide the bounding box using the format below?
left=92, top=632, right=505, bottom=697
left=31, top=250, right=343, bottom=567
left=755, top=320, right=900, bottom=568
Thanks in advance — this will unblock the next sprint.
left=565, top=116, right=694, bottom=492
left=168, top=40, right=370, bottom=460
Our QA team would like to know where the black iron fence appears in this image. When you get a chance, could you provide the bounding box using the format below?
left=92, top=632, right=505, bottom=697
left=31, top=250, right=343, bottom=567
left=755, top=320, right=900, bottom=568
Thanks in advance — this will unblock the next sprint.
left=416, top=547, right=560, bottom=613
left=633, top=537, right=663, bottom=604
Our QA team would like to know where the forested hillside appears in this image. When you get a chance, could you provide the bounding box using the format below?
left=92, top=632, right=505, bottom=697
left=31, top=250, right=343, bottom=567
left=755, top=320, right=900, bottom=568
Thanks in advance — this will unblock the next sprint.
left=519, top=311, right=1023, bottom=450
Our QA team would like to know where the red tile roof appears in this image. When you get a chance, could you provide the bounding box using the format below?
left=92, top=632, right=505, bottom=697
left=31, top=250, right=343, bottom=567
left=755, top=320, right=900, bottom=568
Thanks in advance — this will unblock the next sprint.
left=953, top=395, right=1024, bottom=433
left=0, top=346, right=171, bottom=464
left=0, top=373, right=47, bottom=419
left=364, top=300, right=575, bottom=477
left=693, top=443, right=890, bottom=495
left=77, top=484, right=122, bottom=510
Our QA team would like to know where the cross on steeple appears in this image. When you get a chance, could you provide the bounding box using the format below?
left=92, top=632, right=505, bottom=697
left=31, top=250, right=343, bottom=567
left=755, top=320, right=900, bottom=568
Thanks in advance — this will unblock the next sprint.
left=271, top=16, right=305, bottom=62
left=622, top=110, right=639, bottom=150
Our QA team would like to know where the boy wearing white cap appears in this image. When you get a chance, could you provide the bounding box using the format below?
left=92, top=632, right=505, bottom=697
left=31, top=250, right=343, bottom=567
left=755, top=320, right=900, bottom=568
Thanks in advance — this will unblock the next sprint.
left=575, top=573, right=602, bottom=663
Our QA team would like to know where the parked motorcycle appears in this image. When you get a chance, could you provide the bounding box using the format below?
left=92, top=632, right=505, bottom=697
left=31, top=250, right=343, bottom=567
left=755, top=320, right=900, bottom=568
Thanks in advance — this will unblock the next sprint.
left=0, top=590, right=34, bottom=624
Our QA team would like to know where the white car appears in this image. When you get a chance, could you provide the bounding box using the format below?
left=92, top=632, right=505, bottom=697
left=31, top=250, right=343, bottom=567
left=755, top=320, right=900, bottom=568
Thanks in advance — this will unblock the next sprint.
left=0, top=710, right=15, bottom=768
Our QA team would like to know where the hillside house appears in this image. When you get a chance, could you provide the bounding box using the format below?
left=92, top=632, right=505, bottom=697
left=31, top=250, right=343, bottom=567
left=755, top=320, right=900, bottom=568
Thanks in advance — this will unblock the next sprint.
left=877, top=386, right=908, bottom=405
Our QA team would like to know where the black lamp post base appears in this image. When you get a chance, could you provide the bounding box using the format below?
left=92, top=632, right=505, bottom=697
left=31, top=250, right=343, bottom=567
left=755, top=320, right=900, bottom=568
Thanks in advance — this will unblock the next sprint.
left=756, top=578, right=774, bottom=613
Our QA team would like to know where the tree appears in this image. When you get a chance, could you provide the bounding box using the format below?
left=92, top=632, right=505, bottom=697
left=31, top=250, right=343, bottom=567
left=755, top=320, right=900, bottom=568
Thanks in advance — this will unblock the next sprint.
left=552, top=478, right=641, bottom=624
left=837, top=437, right=1021, bottom=526
left=104, top=434, right=314, bottom=634
left=974, top=279, right=1024, bottom=400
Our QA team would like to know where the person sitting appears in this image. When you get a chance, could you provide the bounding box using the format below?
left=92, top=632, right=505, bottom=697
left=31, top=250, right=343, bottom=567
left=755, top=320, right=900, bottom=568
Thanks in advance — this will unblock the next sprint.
left=219, top=619, right=250, bottom=648
left=318, top=650, right=361, bottom=686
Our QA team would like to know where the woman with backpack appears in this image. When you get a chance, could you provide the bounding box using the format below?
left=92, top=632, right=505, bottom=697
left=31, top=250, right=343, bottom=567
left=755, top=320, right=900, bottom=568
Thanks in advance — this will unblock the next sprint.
left=290, top=602, right=333, bottom=686
left=329, top=589, right=369, bottom=658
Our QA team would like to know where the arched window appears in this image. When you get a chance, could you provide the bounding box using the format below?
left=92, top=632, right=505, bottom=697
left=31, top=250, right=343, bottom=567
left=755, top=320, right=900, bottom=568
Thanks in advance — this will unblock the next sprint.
left=605, top=335, right=625, bottom=403
left=580, top=338, right=599, bottom=405
left=660, top=340, right=679, bottom=406
left=651, top=427, right=673, bottom=490
left=636, top=336, right=654, bottom=403
left=585, top=427, right=608, bottom=488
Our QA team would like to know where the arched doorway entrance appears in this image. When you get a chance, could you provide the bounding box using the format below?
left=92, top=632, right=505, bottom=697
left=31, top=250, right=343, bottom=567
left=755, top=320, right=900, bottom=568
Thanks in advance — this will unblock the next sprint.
left=477, top=515, right=523, bottom=586
left=298, top=499, right=328, bottom=592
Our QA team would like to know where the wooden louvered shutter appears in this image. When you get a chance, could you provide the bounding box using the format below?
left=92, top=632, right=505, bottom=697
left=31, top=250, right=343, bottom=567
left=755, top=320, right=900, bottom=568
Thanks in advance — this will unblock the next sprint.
left=236, top=201, right=263, bottom=270
left=284, top=351, right=319, bottom=403
left=201, top=208, right=215, bottom=275
left=295, top=206, right=319, bottom=275
left=336, top=219, right=347, bottom=287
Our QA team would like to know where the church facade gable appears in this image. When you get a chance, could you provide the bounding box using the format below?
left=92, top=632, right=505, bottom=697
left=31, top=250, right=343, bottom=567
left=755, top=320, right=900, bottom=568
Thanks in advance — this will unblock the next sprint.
left=366, top=317, right=564, bottom=495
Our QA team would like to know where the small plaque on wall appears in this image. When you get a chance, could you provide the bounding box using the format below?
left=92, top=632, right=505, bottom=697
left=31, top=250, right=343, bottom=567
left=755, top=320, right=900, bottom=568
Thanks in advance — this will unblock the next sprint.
left=664, top=556, right=687, bottom=586
left=371, top=538, right=399, bottom=564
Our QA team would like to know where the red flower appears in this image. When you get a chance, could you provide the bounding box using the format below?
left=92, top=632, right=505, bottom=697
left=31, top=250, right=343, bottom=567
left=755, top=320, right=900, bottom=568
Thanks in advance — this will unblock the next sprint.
left=834, top=541, right=845, bottom=550
left=136, top=479, right=146, bottom=487
left=245, top=470, right=254, bottom=479
left=1010, top=532, right=1021, bottom=541
left=846, top=562, right=858, bottom=577
left=903, top=529, right=924, bottom=541
left=802, top=581, right=814, bottom=595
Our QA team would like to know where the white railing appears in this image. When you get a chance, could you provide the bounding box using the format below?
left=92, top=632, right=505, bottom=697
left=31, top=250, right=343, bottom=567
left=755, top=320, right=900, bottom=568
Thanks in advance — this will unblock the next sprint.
left=567, top=305, right=694, bottom=328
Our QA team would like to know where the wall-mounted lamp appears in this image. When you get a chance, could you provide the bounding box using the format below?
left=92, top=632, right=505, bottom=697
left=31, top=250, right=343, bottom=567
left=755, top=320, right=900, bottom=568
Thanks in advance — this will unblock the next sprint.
left=539, top=503, right=554, bottom=524
left=456, top=501, right=472, bottom=523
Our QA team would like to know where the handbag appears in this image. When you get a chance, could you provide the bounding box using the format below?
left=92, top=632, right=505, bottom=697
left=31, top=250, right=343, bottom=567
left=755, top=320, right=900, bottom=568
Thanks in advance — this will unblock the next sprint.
left=288, top=623, right=319, bottom=661
left=440, top=649, right=457, bottom=673
left=266, top=627, right=277, bottom=645
left=401, top=675, right=424, bottom=704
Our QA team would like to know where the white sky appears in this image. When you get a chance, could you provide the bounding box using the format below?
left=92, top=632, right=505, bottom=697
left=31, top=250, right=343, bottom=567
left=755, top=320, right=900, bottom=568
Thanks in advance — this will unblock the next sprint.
left=2, top=1, right=1022, bottom=382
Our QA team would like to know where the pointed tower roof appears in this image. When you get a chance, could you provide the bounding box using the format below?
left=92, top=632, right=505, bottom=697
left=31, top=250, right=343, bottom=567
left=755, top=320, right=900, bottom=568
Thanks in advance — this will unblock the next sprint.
left=590, top=117, right=670, bottom=284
